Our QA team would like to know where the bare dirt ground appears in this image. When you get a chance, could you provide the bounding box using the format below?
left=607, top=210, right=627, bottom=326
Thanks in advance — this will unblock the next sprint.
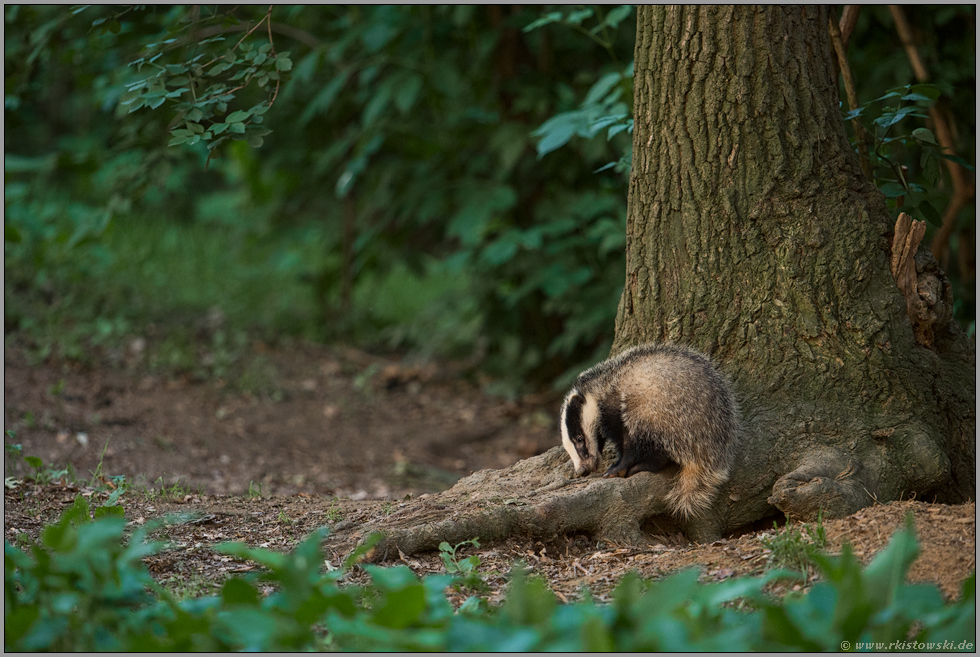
left=4, top=343, right=976, bottom=602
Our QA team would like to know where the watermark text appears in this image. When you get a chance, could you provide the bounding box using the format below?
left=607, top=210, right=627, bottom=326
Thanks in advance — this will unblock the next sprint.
left=842, top=640, right=974, bottom=651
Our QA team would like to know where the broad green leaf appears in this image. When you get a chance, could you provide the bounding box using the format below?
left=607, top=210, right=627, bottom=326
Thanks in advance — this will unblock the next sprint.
left=225, top=109, right=251, bottom=123
left=566, top=9, right=593, bottom=25
left=912, top=127, right=938, bottom=144
left=365, top=564, right=419, bottom=592
left=873, top=105, right=918, bottom=129
left=906, top=83, right=941, bottom=102
left=878, top=182, right=907, bottom=198
left=533, top=111, right=588, bottom=157
left=584, top=71, right=623, bottom=105
left=603, top=5, right=633, bottom=29
left=373, top=583, right=427, bottom=629
left=503, top=568, right=556, bottom=625
left=861, top=520, right=919, bottom=611
left=900, top=92, right=937, bottom=104
left=939, top=153, right=976, bottom=172
left=221, top=578, right=260, bottom=606
left=481, top=238, right=519, bottom=265
left=607, top=123, right=630, bottom=138
left=216, top=608, right=277, bottom=650
left=522, top=11, right=563, bottom=32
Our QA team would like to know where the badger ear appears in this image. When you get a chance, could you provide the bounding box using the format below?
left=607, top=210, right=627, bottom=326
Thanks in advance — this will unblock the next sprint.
left=565, top=392, right=585, bottom=416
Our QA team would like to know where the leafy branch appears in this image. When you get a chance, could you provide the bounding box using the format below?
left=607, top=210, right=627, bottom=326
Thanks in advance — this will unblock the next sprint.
left=523, top=5, right=633, bottom=65
left=844, top=83, right=974, bottom=227
left=118, top=5, right=292, bottom=164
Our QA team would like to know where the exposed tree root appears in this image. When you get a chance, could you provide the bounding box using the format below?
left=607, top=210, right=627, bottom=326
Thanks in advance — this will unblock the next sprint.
left=353, top=447, right=694, bottom=562
left=768, top=448, right=877, bottom=520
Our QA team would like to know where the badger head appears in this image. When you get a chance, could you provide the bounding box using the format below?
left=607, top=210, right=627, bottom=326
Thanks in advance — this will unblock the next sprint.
left=560, top=389, right=602, bottom=477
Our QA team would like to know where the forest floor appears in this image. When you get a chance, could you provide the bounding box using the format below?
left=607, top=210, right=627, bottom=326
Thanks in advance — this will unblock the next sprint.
left=4, top=342, right=976, bottom=603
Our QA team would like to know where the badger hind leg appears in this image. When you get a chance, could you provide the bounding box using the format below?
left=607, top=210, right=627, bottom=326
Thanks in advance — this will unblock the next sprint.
left=664, top=462, right=729, bottom=518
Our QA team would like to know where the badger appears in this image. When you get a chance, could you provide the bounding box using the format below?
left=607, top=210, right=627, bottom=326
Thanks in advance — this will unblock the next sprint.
left=560, top=343, right=739, bottom=518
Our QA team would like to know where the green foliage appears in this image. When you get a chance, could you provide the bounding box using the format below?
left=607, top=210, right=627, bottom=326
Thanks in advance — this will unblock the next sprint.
left=757, top=517, right=976, bottom=651
left=121, top=8, right=288, bottom=155
left=438, top=537, right=486, bottom=591
left=21, top=456, right=71, bottom=487
left=3, top=432, right=70, bottom=487
left=5, top=499, right=976, bottom=651
left=843, top=5, right=975, bottom=327
left=4, top=432, right=25, bottom=487
left=845, top=83, right=972, bottom=228
left=4, top=496, right=162, bottom=652
left=438, top=537, right=481, bottom=575
left=4, top=5, right=638, bottom=392
left=532, top=61, right=633, bottom=170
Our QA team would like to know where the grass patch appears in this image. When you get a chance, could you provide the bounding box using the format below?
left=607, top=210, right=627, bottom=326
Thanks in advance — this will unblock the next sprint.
left=5, top=209, right=485, bottom=384
left=761, top=513, right=829, bottom=584
left=102, top=217, right=325, bottom=340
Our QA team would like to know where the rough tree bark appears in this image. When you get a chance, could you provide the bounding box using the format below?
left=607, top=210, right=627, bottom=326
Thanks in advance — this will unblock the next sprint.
left=350, top=5, right=975, bottom=559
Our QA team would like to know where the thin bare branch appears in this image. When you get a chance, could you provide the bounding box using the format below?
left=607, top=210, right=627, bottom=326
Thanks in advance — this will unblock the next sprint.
left=828, top=17, right=872, bottom=179
left=265, top=6, right=281, bottom=108
left=889, top=5, right=929, bottom=80
left=838, top=5, right=860, bottom=50
left=190, top=20, right=320, bottom=49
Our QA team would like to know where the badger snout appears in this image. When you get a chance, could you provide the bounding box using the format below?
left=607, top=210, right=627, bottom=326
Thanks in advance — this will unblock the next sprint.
left=574, top=465, right=590, bottom=478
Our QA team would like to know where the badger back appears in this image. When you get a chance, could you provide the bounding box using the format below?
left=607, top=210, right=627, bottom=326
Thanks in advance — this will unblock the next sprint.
left=618, top=349, right=738, bottom=466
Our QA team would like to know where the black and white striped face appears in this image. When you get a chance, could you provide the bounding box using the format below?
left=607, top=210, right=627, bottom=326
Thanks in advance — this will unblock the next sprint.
left=560, top=389, right=601, bottom=477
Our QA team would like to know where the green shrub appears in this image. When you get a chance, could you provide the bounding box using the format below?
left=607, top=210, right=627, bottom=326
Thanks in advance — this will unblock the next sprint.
left=5, top=497, right=975, bottom=651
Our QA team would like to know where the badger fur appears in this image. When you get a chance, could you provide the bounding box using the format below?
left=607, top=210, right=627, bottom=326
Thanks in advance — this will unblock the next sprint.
left=560, top=343, right=739, bottom=519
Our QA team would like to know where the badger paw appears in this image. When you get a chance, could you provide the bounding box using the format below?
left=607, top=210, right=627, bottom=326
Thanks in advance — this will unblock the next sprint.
left=603, top=465, right=628, bottom=478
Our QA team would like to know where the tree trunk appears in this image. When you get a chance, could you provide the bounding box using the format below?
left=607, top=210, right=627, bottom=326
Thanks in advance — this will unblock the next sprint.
left=613, top=5, right=974, bottom=529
